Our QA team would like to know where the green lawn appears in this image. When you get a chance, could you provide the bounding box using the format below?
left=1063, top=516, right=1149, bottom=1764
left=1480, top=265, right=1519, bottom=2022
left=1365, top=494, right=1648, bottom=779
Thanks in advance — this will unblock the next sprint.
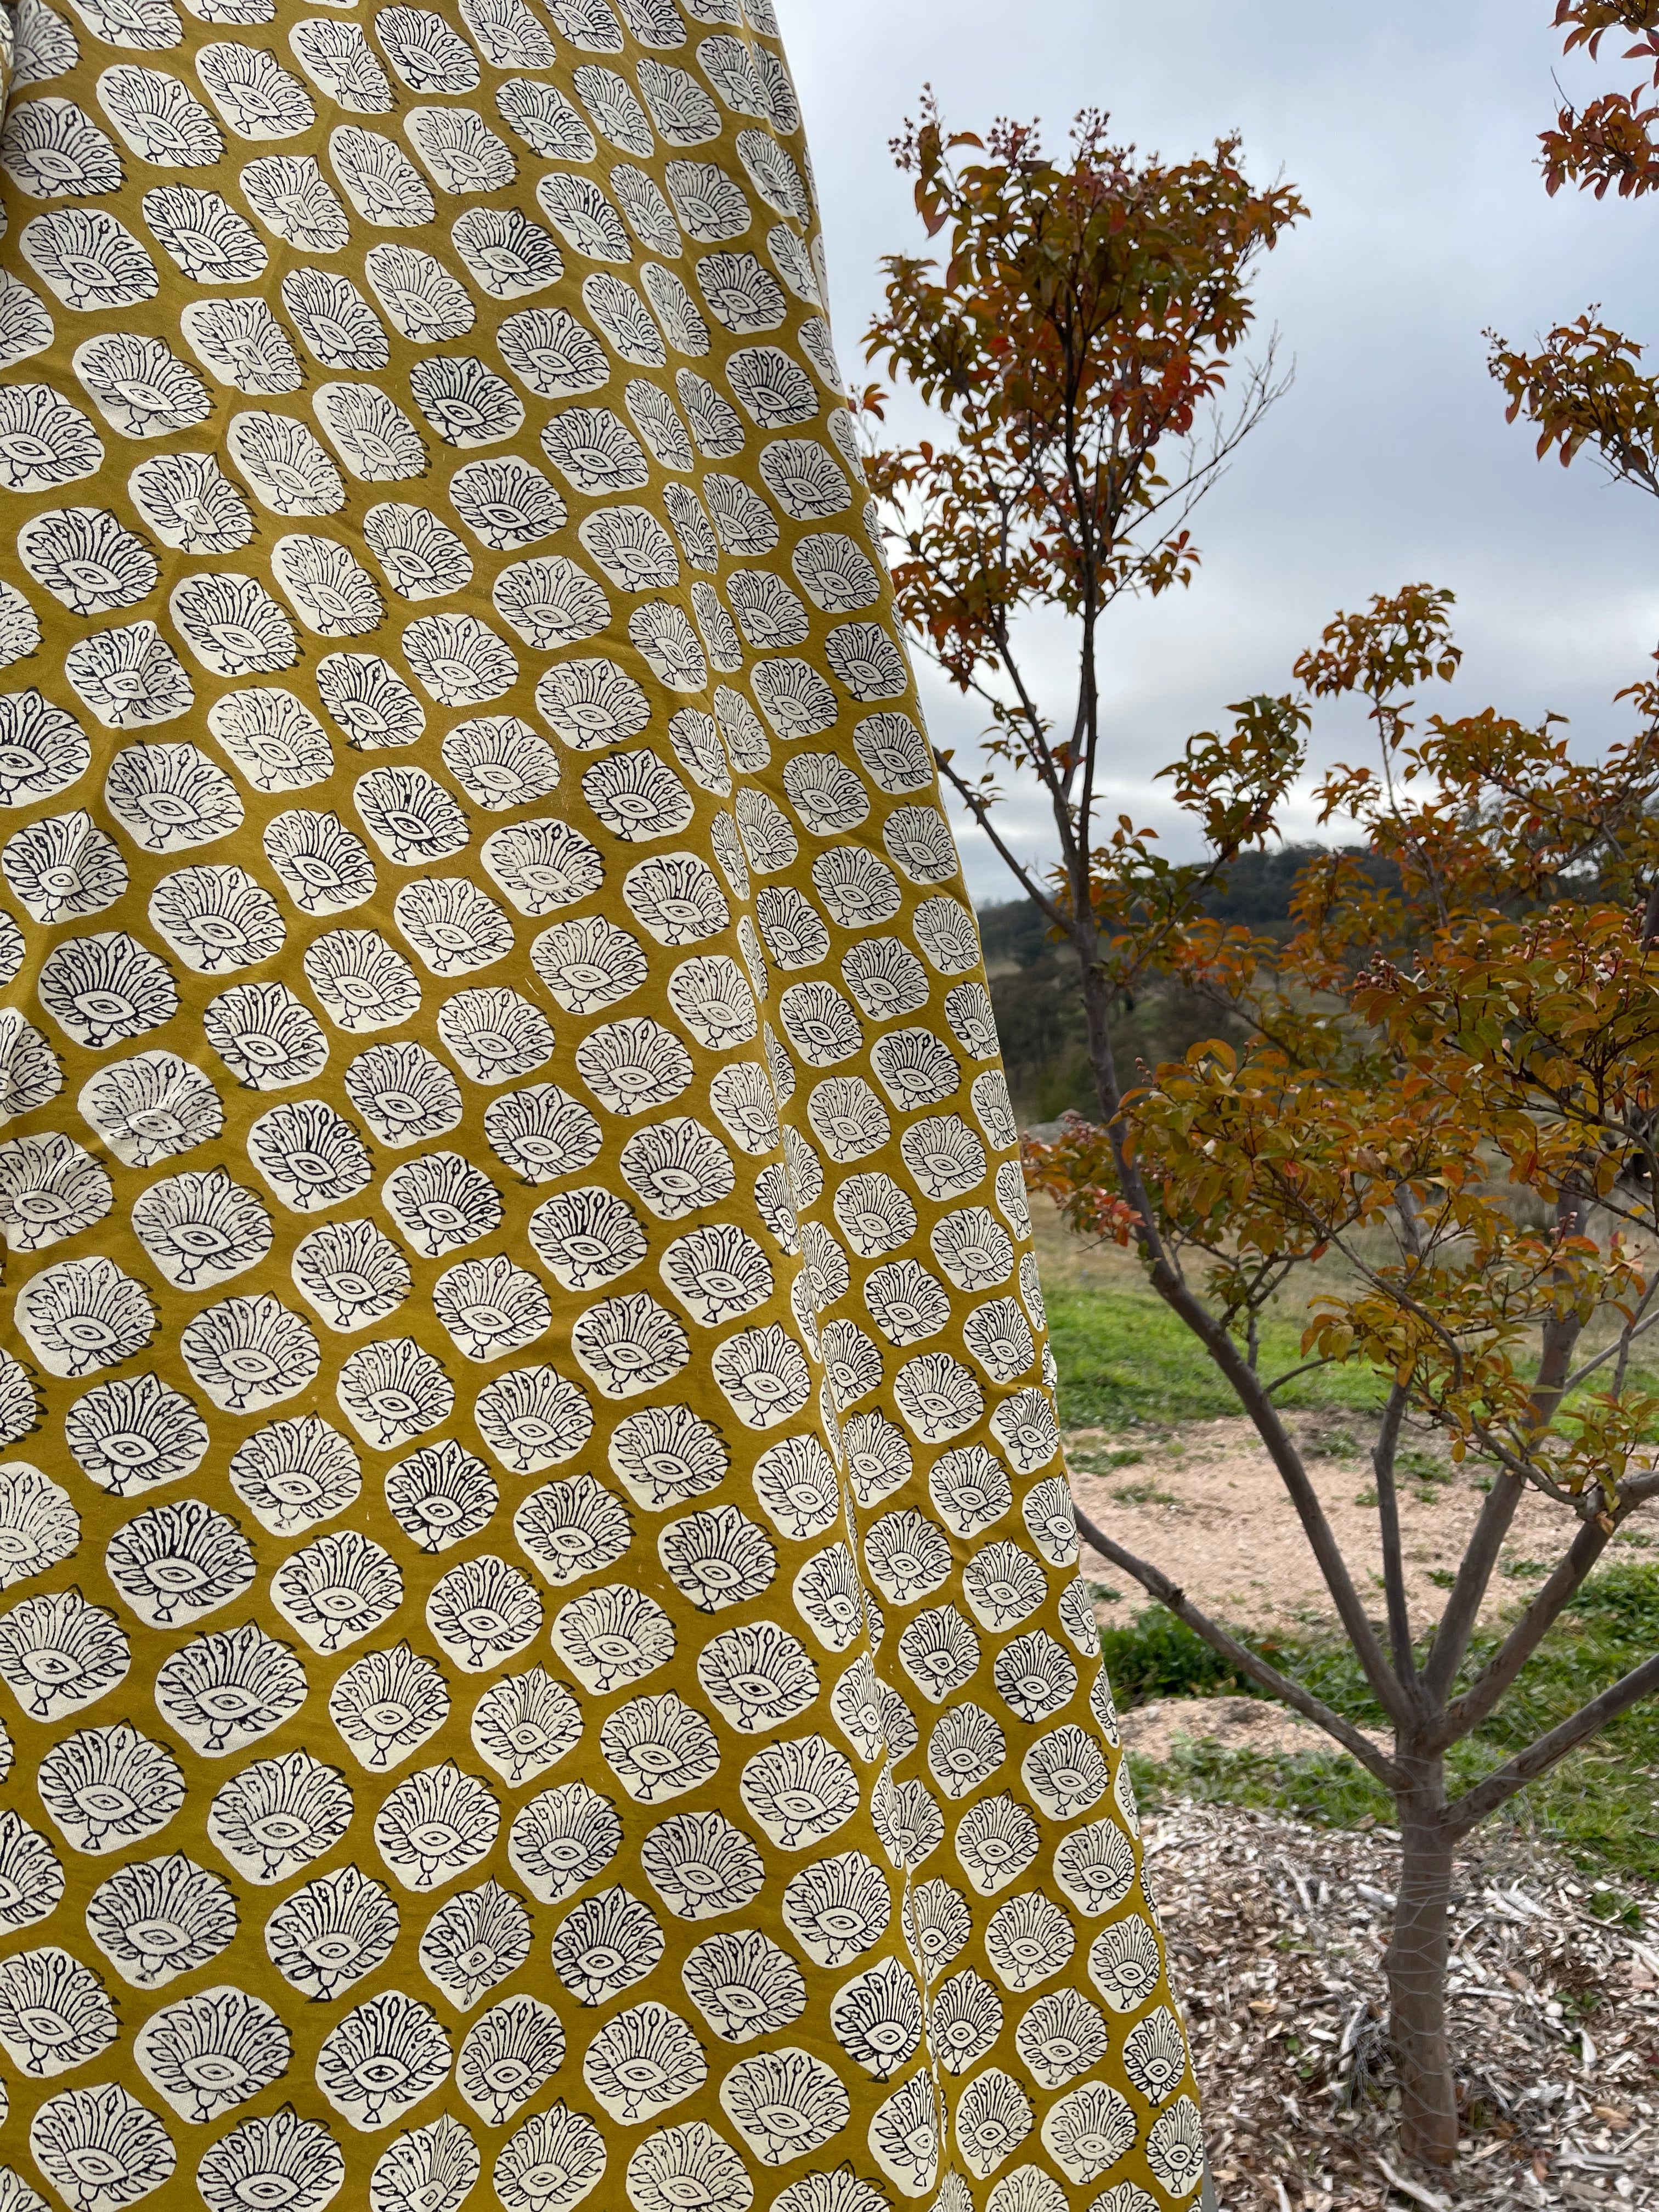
left=1046, top=1283, right=1385, bottom=1430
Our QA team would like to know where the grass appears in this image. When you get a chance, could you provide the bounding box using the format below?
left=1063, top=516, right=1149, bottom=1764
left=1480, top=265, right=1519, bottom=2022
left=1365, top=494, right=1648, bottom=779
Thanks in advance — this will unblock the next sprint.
left=1111, top=1561, right=1659, bottom=1885
left=1111, top=1480, right=1181, bottom=1509
left=1101, top=1604, right=1260, bottom=1707
left=1035, top=1197, right=1659, bottom=1436
left=1046, top=1283, right=1387, bottom=1430
left=1130, top=1736, right=1392, bottom=1832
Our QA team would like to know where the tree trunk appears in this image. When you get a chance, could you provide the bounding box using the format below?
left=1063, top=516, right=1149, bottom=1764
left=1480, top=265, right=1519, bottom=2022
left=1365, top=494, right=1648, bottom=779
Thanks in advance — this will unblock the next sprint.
left=1073, top=928, right=1132, bottom=1139
left=1387, top=1759, right=1459, bottom=2168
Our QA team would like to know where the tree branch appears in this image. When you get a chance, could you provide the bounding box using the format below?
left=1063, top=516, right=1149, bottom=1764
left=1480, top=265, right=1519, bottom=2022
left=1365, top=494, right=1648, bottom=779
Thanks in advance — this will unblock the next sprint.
left=1113, top=341, right=1294, bottom=542
left=1527, top=1188, right=1593, bottom=1432
left=1424, top=1192, right=1589, bottom=1702
left=1070, top=957, right=1415, bottom=1731
left=994, top=621, right=1086, bottom=880
left=1260, top=1355, right=1343, bottom=1398
left=930, top=747, right=1070, bottom=934
left=1443, top=1653, right=1659, bottom=1838
left=1434, top=1510, right=1614, bottom=1748
left=1148, top=1271, right=1418, bottom=1730
left=1457, top=1417, right=1596, bottom=1516
left=1420, top=1470, right=1529, bottom=1708
left=1265, top=1183, right=1468, bottom=1399
left=1562, top=1291, right=1659, bottom=1395
left=1073, top=1508, right=1404, bottom=1787
left=1373, top=1383, right=1420, bottom=1700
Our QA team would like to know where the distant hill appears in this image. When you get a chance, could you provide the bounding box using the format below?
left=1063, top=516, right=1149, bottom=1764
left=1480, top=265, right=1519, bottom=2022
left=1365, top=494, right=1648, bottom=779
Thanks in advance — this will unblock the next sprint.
left=976, top=844, right=1385, bottom=1121
left=978, top=843, right=1384, bottom=970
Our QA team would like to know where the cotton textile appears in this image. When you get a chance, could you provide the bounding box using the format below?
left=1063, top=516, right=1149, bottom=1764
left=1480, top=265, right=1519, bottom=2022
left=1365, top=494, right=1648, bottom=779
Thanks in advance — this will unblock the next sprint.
left=0, top=1, right=1199, bottom=2207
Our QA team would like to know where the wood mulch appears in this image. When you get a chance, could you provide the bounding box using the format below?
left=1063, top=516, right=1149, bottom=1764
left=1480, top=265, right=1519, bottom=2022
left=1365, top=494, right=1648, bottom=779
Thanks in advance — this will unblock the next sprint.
left=1142, top=1798, right=1659, bottom=2209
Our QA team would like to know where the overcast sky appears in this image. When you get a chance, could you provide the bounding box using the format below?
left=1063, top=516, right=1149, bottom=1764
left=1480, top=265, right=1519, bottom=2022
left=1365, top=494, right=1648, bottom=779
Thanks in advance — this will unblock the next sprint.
left=778, top=0, right=1658, bottom=904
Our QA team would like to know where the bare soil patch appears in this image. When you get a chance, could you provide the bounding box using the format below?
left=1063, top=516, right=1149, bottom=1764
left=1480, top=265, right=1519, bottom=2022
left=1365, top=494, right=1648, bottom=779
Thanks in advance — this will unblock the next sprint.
left=1064, top=1414, right=1654, bottom=1639
left=1123, top=1694, right=1389, bottom=1767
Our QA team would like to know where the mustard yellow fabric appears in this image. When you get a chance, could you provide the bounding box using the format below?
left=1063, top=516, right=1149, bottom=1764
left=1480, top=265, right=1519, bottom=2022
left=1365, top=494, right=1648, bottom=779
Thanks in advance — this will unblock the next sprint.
left=0, top=2, right=1198, bottom=2207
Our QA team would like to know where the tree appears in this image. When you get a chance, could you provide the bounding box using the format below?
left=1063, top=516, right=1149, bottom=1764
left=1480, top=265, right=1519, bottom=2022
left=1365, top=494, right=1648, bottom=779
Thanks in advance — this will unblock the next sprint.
left=1539, top=0, right=1659, bottom=200
left=858, top=97, right=1311, bottom=1079
left=859, top=18, right=1659, bottom=2179
left=1025, top=605, right=1659, bottom=2169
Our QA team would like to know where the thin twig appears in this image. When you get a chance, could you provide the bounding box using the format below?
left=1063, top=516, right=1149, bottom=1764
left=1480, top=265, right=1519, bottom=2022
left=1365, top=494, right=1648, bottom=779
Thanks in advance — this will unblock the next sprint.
left=1261, top=1355, right=1341, bottom=1398
left=1563, top=1291, right=1659, bottom=1395
left=930, top=747, right=1070, bottom=932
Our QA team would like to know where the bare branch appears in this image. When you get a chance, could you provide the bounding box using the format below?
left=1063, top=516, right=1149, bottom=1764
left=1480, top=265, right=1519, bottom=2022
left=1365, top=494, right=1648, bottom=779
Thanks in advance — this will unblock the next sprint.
left=998, top=625, right=1086, bottom=878
left=1373, top=1384, right=1419, bottom=1698
left=1424, top=1187, right=1592, bottom=1706
left=1443, top=1652, right=1659, bottom=1837
left=1526, top=1188, right=1593, bottom=1431
left=930, top=747, right=1070, bottom=934
left=1116, top=341, right=1295, bottom=545
left=1059, top=949, right=1415, bottom=1730
left=1435, top=1510, right=1614, bottom=1748
left=1420, top=1468, right=1531, bottom=1711
left=1563, top=1289, right=1659, bottom=1395
left=1260, top=1355, right=1344, bottom=1398
left=1073, top=1507, right=1403, bottom=1787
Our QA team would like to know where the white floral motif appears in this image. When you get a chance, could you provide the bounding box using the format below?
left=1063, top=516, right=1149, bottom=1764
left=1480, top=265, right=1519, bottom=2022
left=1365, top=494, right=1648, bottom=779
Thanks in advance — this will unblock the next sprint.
left=29, top=2084, right=176, bottom=2212
left=0, top=13, right=1172, bottom=2202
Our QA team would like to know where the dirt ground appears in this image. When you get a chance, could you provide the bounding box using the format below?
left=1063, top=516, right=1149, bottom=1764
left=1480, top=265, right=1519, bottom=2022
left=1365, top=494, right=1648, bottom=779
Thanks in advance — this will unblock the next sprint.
left=1120, top=1691, right=1389, bottom=1765
left=1022, top=1200, right=1657, bottom=1646
left=1063, top=1410, right=1647, bottom=1641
